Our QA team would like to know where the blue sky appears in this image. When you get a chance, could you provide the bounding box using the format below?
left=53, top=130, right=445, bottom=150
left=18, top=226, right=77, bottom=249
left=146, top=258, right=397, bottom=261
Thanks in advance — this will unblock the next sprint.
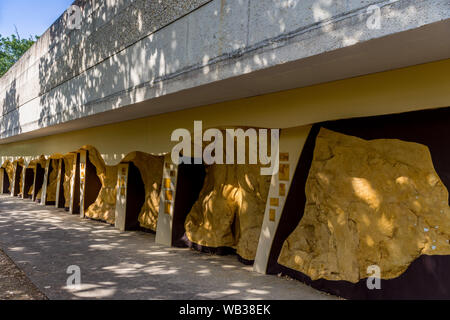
left=0, top=0, right=74, bottom=38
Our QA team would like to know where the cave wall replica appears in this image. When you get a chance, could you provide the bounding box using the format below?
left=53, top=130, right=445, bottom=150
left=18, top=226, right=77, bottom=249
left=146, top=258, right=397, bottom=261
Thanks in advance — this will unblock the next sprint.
left=268, top=106, right=450, bottom=299
left=45, top=158, right=61, bottom=203
left=278, top=128, right=450, bottom=282
left=33, top=156, right=47, bottom=202
left=83, top=148, right=163, bottom=228
left=122, top=152, right=164, bottom=232
left=183, top=130, right=272, bottom=262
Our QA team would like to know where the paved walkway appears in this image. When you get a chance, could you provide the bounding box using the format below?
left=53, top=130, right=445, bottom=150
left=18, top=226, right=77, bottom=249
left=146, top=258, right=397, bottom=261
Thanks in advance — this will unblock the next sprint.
left=0, top=194, right=335, bottom=300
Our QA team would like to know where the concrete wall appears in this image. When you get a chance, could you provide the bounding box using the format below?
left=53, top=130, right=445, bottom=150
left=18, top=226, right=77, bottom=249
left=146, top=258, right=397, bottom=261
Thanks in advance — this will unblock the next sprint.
left=1, top=0, right=448, bottom=144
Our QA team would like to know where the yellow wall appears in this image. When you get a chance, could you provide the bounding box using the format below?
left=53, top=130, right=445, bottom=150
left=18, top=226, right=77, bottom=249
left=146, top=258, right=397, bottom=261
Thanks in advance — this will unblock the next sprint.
left=1, top=59, right=449, bottom=165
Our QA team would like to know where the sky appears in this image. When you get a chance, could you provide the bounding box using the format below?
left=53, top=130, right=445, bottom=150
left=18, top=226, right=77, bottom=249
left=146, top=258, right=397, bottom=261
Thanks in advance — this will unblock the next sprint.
left=0, top=0, right=74, bottom=39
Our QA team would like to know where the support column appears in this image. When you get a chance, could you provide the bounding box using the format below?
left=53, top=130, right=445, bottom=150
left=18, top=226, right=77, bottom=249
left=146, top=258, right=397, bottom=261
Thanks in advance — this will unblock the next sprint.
left=115, top=163, right=129, bottom=231
left=55, top=159, right=66, bottom=208
left=69, top=153, right=80, bottom=214
left=253, top=126, right=311, bottom=274
left=40, top=160, right=50, bottom=205
left=155, top=155, right=179, bottom=246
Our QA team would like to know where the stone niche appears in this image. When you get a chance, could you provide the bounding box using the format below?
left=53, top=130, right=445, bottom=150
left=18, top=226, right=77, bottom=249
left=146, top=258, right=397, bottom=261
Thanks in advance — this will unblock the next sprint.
left=84, top=148, right=164, bottom=229
left=27, top=164, right=35, bottom=197
left=278, top=128, right=450, bottom=283
left=184, top=163, right=271, bottom=262
left=121, top=152, right=164, bottom=232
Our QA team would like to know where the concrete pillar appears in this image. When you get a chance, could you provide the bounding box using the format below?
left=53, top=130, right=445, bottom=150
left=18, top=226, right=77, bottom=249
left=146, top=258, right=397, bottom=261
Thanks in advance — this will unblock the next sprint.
left=40, top=160, right=50, bottom=205
left=55, top=159, right=65, bottom=208
left=69, top=153, right=80, bottom=214
left=115, top=163, right=129, bottom=231
left=155, top=155, right=179, bottom=246
left=253, top=126, right=312, bottom=274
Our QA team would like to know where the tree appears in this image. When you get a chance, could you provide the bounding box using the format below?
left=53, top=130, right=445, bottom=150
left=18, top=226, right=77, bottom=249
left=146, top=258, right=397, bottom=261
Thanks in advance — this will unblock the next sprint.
left=0, top=33, right=38, bottom=77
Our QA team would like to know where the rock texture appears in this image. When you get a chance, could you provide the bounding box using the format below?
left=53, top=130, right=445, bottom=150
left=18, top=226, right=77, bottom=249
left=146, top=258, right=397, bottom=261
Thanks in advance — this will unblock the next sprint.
left=83, top=146, right=117, bottom=224
left=185, top=163, right=271, bottom=261
left=63, top=154, right=75, bottom=206
left=122, top=152, right=164, bottom=231
left=278, top=128, right=450, bottom=283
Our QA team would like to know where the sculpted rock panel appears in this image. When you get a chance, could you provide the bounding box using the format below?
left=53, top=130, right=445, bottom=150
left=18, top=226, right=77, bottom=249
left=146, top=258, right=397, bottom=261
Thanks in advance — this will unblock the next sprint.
left=84, top=146, right=116, bottom=224
left=185, top=163, right=271, bottom=261
left=278, top=128, right=450, bottom=283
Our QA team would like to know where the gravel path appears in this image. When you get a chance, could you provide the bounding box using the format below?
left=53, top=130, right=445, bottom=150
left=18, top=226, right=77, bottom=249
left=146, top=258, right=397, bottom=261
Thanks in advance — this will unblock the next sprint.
left=0, top=248, right=47, bottom=300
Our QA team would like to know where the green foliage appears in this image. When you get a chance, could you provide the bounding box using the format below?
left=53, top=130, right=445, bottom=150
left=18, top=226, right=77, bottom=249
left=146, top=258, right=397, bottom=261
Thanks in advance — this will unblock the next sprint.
left=0, top=34, right=38, bottom=77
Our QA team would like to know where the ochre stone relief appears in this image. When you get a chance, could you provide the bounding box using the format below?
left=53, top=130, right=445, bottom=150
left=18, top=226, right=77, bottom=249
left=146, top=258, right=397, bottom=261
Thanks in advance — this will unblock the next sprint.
left=278, top=128, right=450, bottom=283
left=185, top=163, right=271, bottom=261
left=46, top=159, right=61, bottom=202
left=82, top=146, right=117, bottom=224
left=85, top=165, right=118, bottom=224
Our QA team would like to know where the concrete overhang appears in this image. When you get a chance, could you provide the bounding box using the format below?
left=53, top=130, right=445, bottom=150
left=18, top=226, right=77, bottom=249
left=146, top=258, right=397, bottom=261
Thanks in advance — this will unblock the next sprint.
left=1, top=0, right=449, bottom=144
